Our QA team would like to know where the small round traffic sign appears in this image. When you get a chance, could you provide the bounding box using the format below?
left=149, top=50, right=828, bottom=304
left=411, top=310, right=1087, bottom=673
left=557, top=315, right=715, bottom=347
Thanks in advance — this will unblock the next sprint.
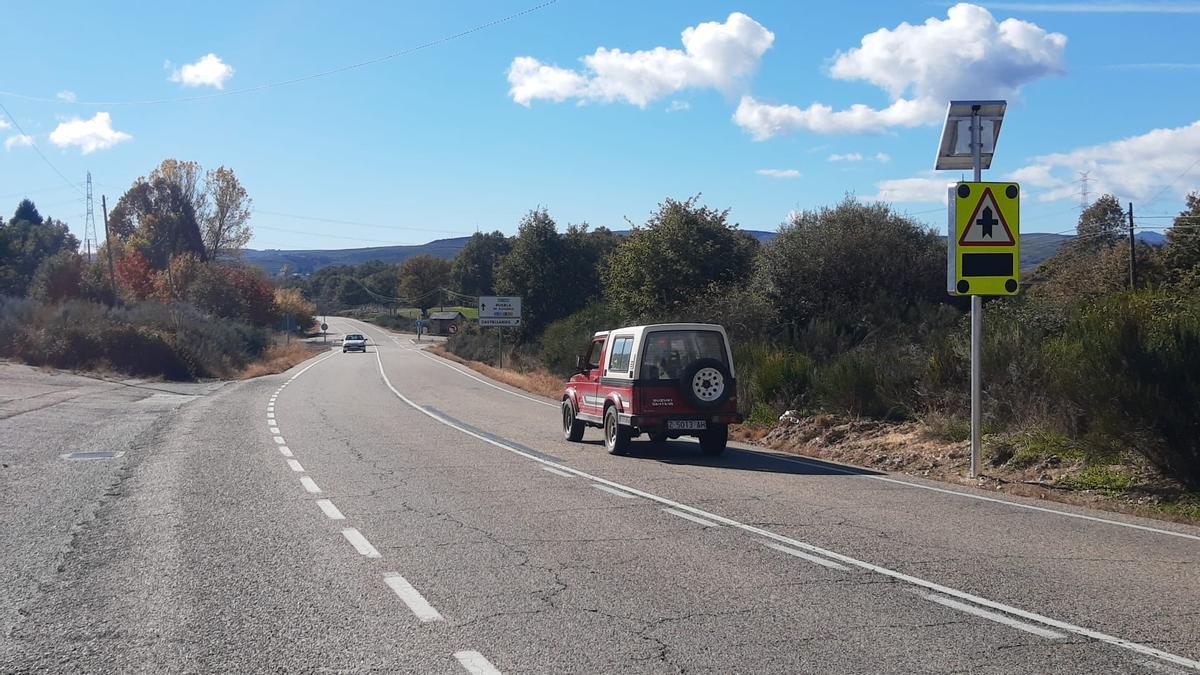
left=321, top=323, right=328, bottom=331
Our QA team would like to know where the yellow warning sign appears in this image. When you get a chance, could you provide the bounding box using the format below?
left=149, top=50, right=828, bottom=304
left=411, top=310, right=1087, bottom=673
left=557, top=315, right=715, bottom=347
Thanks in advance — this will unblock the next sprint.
left=949, top=182, right=1020, bottom=296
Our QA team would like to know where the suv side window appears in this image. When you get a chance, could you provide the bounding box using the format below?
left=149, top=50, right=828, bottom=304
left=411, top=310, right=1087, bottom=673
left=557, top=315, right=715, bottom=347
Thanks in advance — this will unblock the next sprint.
left=586, top=338, right=606, bottom=370
left=607, top=336, right=633, bottom=373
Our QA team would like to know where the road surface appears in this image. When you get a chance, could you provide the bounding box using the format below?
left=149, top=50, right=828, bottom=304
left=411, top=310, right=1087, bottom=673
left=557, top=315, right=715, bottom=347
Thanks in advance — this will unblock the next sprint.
left=2, top=317, right=1197, bottom=673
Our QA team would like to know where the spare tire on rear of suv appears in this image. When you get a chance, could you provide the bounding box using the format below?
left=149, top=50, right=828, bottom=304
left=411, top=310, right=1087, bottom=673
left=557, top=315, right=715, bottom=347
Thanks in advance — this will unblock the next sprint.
left=679, top=358, right=731, bottom=409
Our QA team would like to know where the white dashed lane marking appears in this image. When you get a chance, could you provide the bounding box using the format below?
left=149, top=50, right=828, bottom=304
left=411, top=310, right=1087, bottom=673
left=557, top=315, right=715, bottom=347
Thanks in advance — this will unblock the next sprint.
left=593, top=483, right=636, bottom=499
left=917, top=591, right=1066, bottom=640
left=540, top=466, right=572, bottom=478
left=286, top=459, right=304, bottom=472
left=663, top=508, right=721, bottom=528
left=300, top=476, right=322, bottom=493
left=279, top=446, right=294, bottom=458
left=342, top=528, right=382, bottom=558
left=762, top=541, right=850, bottom=571
left=316, top=499, right=345, bottom=520
left=454, top=650, right=501, bottom=674
left=273, top=436, right=286, bottom=445
left=383, top=572, right=444, bottom=622
left=270, top=426, right=281, bottom=434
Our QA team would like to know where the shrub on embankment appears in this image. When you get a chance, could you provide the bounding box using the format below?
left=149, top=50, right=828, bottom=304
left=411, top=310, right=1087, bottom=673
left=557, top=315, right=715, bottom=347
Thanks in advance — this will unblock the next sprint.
left=0, top=297, right=270, bottom=380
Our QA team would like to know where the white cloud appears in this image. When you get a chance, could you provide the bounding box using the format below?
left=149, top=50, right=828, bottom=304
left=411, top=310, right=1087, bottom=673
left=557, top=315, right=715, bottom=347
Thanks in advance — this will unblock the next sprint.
left=169, top=53, right=235, bottom=89
left=1010, top=119, right=1200, bottom=202
left=829, top=151, right=891, bottom=163
left=56, top=90, right=76, bottom=103
left=666, top=100, right=691, bottom=112
left=756, top=168, right=801, bottom=178
left=982, top=2, right=1200, bottom=12
left=734, top=3, right=1066, bottom=138
left=871, top=173, right=955, bottom=203
left=49, top=112, right=132, bottom=154
left=0, top=119, right=8, bottom=130
left=508, top=12, right=774, bottom=107
left=5, top=134, right=34, bottom=151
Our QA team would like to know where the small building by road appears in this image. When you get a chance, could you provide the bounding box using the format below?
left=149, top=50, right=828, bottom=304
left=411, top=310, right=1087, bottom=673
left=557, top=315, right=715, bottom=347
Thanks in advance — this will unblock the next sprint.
left=428, top=311, right=466, bottom=336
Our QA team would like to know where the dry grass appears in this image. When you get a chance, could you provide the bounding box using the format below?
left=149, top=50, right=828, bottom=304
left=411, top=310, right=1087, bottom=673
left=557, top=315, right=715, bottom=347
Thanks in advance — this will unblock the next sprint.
left=430, top=346, right=562, bottom=400
left=238, top=341, right=326, bottom=379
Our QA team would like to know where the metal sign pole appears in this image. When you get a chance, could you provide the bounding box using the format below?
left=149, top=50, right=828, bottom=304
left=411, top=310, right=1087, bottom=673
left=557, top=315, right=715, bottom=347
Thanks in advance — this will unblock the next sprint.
left=970, top=105, right=983, bottom=479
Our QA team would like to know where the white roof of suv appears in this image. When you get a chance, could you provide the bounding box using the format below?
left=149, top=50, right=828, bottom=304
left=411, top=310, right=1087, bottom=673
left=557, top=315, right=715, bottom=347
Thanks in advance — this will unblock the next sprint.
left=593, top=323, right=734, bottom=379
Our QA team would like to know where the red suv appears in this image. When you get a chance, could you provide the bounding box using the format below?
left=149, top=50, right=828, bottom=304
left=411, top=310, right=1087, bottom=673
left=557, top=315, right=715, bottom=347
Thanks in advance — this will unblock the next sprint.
left=561, top=323, right=742, bottom=456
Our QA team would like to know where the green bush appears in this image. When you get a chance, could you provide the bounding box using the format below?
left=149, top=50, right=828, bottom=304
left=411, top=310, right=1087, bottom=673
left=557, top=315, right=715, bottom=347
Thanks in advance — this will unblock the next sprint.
left=733, top=341, right=812, bottom=416
left=1046, top=290, right=1200, bottom=488
left=445, top=322, right=500, bottom=363
left=813, top=346, right=923, bottom=420
left=539, top=302, right=620, bottom=376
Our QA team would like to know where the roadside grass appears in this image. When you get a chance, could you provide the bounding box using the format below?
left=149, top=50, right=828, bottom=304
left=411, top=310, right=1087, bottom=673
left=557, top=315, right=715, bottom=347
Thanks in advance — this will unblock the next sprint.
left=430, top=345, right=561, bottom=399
left=238, top=340, right=326, bottom=379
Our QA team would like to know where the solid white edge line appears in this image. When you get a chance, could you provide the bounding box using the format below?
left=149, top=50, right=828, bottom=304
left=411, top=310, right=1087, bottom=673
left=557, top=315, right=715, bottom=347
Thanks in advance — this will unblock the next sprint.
left=762, top=541, right=851, bottom=571
left=541, top=466, right=573, bottom=478
left=383, top=572, right=444, bottom=622
left=918, top=591, right=1066, bottom=640
left=316, top=499, right=345, bottom=520
left=454, top=650, right=501, bottom=674
left=663, top=507, right=721, bottom=528
left=300, top=476, right=321, bottom=493
left=593, top=483, right=637, bottom=499
left=286, top=459, right=304, bottom=472
left=279, top=446, right=293, bottom=457
left=341, top=527, right=382, bottom=558
left=369, top=346, right=1200, bottom=672
left=382, top=320, right=1200, bottom=543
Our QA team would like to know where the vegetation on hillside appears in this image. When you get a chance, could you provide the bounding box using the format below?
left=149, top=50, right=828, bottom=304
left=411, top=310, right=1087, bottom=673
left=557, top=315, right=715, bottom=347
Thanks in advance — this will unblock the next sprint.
left=0, top=159, right=315, bottom=380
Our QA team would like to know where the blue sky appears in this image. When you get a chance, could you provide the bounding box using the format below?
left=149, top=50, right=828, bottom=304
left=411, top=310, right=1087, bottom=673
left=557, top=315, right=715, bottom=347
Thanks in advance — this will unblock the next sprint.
left=2, top=1, right=1199, bottom=250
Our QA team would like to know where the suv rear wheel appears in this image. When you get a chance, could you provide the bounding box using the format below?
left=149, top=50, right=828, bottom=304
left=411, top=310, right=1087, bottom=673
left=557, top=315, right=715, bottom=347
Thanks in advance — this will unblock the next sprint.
left=562, top=400, right=585, bottom=442
left=699, top=424, right=728, bottom=456
left=604, top=406, right=631, bottom=456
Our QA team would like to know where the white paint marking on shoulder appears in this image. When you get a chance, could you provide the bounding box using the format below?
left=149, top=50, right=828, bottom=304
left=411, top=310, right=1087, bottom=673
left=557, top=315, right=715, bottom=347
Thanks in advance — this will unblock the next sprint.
left=917, top=591, right=1065, bottom=640
left=383, top=572, right=444, bottom=622
left=273, top=436, right=286, bottom=445
left=663, top=507, right=721, bottom=528
left=762, top=541, right=851, bottom=571
left=300, top=476, right=321, bottom=493
left=369, top=347, right=1200, bottom=672
left=286, top=459, right=304, bottom=472
left=279, top=446, right=294, bottom=458
left=593, top=483, right=636, bottom=499
left=749, top=450, right=1200, bottom=543
left=316, top=499, right=345, bottom=520
left=540, top=466, right=573, bottom=478
left=269, top=426, right=281, bottom=435
left=454, top=650, right=501, bottom=674
left=342, top=528, right=382, bottom=558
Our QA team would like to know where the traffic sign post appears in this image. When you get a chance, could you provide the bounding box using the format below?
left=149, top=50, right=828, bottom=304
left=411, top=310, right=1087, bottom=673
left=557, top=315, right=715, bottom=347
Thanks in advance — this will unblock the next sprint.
left=479, top=296, right=522, bottom=368
left=936, top=100, right=1012, bottom=479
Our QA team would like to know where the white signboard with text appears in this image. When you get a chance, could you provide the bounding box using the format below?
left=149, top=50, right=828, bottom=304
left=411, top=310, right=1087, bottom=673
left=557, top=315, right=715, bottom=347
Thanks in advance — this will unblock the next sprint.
left=478, top=296, right=521, bottom=327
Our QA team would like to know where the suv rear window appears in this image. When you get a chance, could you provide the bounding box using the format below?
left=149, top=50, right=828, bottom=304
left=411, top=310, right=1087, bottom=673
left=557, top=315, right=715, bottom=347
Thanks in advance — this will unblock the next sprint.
left=640, top=330, right=727, bottom=380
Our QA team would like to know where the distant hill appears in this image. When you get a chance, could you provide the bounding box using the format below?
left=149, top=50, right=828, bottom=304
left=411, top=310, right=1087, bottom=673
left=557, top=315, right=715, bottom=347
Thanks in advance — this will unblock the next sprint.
left=244, top=228, right=1160, bottom=277
left=245, top=230, right=779, bottom=276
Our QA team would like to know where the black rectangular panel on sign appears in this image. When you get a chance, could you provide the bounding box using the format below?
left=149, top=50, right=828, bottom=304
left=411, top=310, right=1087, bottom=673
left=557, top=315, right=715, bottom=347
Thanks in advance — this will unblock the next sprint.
left=962, top=253, right=1014, bottom=277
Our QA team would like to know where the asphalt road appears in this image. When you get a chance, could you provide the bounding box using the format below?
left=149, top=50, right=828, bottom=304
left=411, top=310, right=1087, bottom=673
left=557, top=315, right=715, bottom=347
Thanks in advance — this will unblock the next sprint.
left=1, top=318, right=1198, bottom=673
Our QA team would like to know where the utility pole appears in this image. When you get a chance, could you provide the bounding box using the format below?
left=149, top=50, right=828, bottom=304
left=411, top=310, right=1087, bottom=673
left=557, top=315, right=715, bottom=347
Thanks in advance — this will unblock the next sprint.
left=101, top=195, right=117, bottom=303
left=1128, top=202, right=1137, bottom=288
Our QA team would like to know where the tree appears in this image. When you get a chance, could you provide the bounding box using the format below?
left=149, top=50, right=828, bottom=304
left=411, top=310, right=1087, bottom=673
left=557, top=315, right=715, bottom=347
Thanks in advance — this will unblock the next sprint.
left=28, top=250, right=83, bottom=303
left=603, top=196, right=758, bottom=324
left=108, top=176, right=207, bottom=269
left=398, top=254, right=451, bottom=315
left=1030, top=194, right=1133, bottom=300
left=452, top=231, right=512, bottom=297
left=0, top=199, right=80, bottom=296
left=494, top=209, right=574, bottom=335
left=1164, top=192, right=1200, bottom=290
left=115, top=249, right=157, bottom=301
left=202, top=166, right=253, bottom=259
left=755, top=197, right=943, bottom=338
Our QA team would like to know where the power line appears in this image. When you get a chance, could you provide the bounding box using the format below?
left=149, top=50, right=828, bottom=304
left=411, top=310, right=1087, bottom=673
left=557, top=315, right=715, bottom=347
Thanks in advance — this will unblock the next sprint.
left=0, top=102, right=82, bottom=196
left=253, top=209, right=475, bottom=237
left=0, top=1, right=557, bottom=107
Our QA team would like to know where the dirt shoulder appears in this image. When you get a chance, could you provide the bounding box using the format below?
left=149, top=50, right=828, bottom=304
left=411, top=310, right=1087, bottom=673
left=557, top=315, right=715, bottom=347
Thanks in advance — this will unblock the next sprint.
left=428, top=345, right=1200, bottom=528
left=237, top=340, right=328, bottom=379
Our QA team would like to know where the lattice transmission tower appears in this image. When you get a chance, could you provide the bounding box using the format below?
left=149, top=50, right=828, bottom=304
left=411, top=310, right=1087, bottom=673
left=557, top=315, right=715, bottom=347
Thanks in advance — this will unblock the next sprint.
left=1078, top=171, right=1091, bottom=212
left=82, top=172, right=99, bottom=260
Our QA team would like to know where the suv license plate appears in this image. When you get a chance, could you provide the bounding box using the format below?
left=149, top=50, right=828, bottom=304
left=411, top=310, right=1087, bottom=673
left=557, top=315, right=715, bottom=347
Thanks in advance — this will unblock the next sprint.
left=667, top=420, right=706, bottom=431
